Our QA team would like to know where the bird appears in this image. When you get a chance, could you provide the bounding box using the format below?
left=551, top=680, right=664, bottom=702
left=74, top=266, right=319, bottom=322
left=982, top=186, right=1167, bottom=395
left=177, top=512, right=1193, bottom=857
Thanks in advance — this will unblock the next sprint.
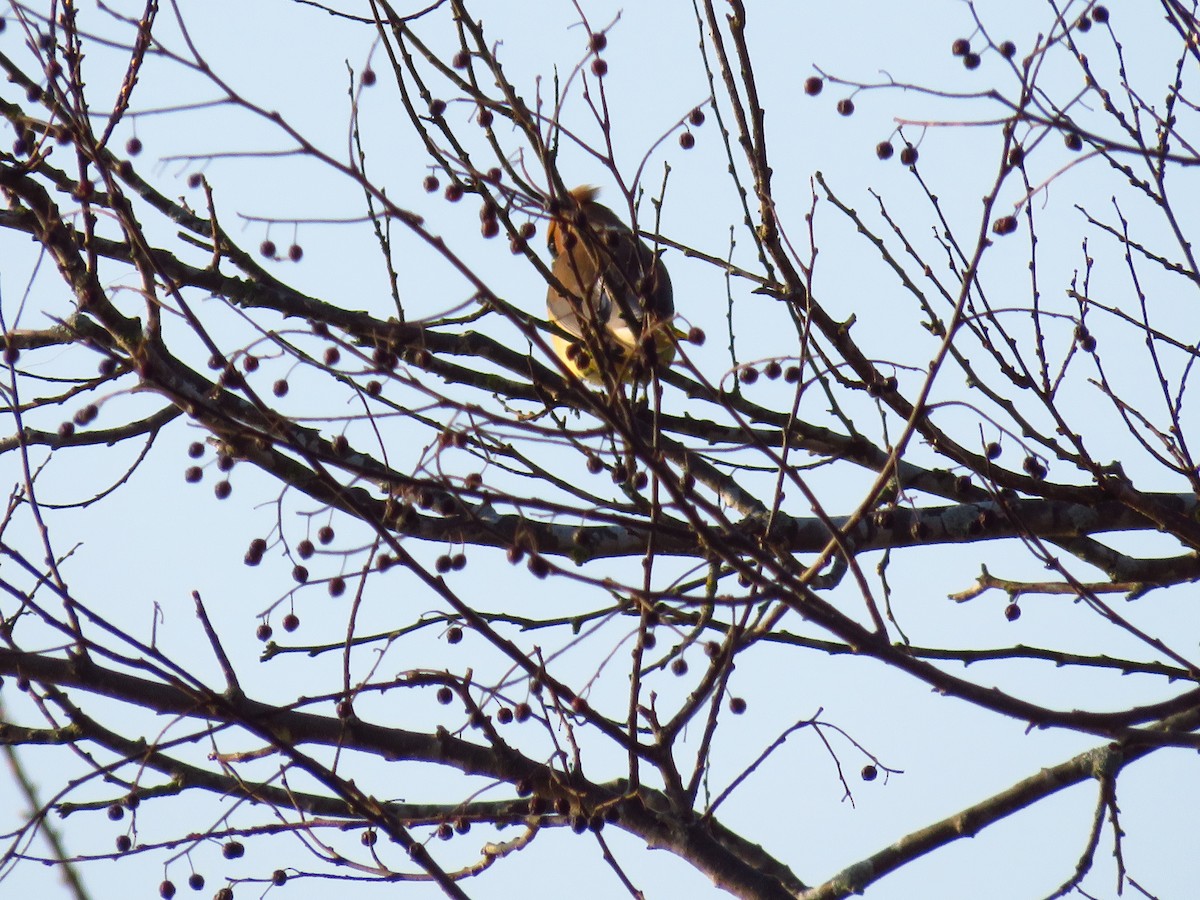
left=545, top=185, right=678, bottom=384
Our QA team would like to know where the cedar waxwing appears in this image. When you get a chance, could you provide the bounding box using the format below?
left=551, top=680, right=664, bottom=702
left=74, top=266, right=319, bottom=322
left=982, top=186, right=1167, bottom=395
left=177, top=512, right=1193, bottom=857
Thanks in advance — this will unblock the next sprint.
left=545, top=186, right=678, bottom=383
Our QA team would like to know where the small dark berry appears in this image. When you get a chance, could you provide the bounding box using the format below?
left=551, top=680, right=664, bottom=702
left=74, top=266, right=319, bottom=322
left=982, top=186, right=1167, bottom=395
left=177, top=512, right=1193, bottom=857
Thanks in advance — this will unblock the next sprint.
left=436, top=686, right=453, bottom=705
left=282, top=613, right=300, bottom=632
left=187, top=173, right=202, bottom=189
left=292, top=564, right=308, bottom=583
left=1004, top=602, right=1021, bottom=621
left=1091, top=6, right=1108, bottom=23
left=429, top=99, right=447, bottom=116
left=447, top=626, right=463, bottom=644
left=477, top=107, right=494, bottom=127
left=952, top=38, right=970, bottom=56
left=423, top=174, right=440, bottom=192
left=836, top=98, right=855, bottom=116
left=260, top=240, right=277, bottom=258
left=764, top=360, right=782, bottom=379
left=804, top=76, right=823, bottom=96
left=985, top=442, right=1002, bottom=460
left=187, top=872, right=204, bottom=890
left=670, top=657, right=688, bottom=676
left=739, top=366, right=758, bottom=384
left=107, top=803, right=124, bottom=820
left=160, top=881, right=176, bottom=899
left=687, top=326, right=705, bottom=345
left=591, top=58, right=608, bottom=77
left=222, top=840, right=244, bottom=859
left=125, top=137, right=142, bottom=156
left=328, top=576, right=346, bottom=597
left=445, top=183, right=464, bottom=202
left=452, top=50, right=470, bottom=69
left=679, top=131, right=695, bottom=149
left=589, top=32, right=608, bottom=53
left=729, top=697, right=747, bottom=714
left=900, top=145, right=918, bottom=165
left=689, top=108, right=705, bottom=126
left=1064, top=132, right=1083, bottom=151
left=876, top=140, right=894, bottom=160
left=213, top=480, right=232, bottom=499
left=288, top=244, right=303, bottom=262
left=116, top=834, right=132, bottom=852
left=992, top=216, right=1018, bottom=235
left=361, top=68, right=376, bottom=86
left=999, top=40, right=1017, bottom=58
left=273, top=379, right=289, bottom=397
left=861, top=765, right=878, bottom=781
left=256, top=623, right=273, bottom=642
left=963, top=52, right=981, bottom=70
left=271, top=870, right=287, bottom=886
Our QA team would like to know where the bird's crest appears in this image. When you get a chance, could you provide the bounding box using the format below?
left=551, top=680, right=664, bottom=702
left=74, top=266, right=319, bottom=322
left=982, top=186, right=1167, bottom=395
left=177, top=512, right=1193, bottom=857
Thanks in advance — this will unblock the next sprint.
left=567, top=184, right=601, bottom=204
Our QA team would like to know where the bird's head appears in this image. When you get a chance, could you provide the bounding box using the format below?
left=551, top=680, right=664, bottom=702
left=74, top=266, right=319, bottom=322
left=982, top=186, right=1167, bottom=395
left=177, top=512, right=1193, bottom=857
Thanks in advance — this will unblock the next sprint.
left=546, top=185, right=602, bottom=257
